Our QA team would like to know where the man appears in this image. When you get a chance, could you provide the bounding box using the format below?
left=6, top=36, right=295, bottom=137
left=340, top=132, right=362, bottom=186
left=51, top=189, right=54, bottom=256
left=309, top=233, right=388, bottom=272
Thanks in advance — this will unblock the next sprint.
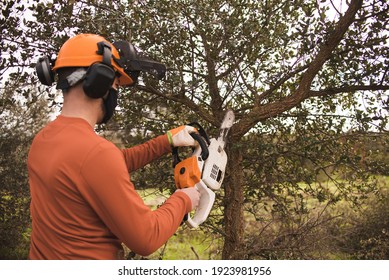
left=28, top=34, right=200, bottom=259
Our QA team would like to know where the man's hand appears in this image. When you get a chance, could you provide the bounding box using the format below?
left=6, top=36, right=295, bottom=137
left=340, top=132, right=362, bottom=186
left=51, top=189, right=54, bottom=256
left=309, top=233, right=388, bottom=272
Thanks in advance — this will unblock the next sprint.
left=176, top=187, right=201, bottom=211
left=167, top=125, right=198, bottom=147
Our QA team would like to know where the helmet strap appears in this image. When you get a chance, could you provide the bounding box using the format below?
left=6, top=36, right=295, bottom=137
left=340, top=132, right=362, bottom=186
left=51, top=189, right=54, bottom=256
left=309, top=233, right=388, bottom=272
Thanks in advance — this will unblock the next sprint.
left=57, top=68, right=87, bottom=90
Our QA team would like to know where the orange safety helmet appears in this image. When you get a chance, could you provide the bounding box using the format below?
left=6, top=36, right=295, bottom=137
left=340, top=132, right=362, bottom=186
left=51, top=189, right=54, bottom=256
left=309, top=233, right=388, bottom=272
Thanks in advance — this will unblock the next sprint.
left=52, top=34, right=134, bottom=86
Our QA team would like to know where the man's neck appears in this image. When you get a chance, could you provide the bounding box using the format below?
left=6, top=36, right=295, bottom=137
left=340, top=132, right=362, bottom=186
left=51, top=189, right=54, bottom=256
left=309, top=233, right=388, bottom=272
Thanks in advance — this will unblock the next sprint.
left=60, top=86, right=102, bottom=127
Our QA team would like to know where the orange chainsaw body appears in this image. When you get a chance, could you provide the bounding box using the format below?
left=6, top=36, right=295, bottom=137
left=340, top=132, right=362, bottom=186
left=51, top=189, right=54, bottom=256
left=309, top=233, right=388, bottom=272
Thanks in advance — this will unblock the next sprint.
left=174, top=156, right=202, bottom=189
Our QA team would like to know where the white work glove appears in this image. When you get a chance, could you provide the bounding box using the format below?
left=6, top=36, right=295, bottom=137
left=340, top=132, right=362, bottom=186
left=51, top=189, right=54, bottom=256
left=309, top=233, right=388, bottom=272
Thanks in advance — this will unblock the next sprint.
left=167, top=125, right=198, bottom=147
left=176, top=188, right=201, bottom=211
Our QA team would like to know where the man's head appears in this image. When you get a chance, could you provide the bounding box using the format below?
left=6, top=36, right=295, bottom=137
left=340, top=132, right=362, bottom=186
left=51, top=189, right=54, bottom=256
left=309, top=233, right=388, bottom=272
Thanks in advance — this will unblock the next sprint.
left=37, top=34, right=136, bottom=124
left=54, top=34, right=134, bottom=90
left=36, top=33, right=166, bottom=123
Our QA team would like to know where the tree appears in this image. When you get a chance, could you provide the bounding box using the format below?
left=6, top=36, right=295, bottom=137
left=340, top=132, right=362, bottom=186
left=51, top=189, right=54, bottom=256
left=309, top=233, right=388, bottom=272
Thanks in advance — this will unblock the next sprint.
left=0, top=76, right=52, bottom=258
left=125, top=0, right=389, bottom=258
left=1, top=0, right=388, bottom=259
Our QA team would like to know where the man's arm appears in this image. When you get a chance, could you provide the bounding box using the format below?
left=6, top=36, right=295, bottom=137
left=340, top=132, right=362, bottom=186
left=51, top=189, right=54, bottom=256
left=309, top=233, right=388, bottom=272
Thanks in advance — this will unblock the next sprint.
left=80, top=141, right=190, bottom=256
left=121, top=125, right=198, bottom=172
left=121, top=135, right=171, bottom=173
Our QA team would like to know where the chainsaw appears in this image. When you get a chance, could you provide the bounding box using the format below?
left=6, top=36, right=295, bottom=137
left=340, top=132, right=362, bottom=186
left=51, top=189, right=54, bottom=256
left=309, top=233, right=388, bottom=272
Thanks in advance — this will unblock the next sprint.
left=173, top=110, right=235, bottom=228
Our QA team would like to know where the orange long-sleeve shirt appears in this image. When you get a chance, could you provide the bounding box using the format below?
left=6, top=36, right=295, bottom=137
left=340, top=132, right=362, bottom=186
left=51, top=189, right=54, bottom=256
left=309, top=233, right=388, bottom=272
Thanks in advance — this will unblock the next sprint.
left=28, top=116, right=191, bottom=259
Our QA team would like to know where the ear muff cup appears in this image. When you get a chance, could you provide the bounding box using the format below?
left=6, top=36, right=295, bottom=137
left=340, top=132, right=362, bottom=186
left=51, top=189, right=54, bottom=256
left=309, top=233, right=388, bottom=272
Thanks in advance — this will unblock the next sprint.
left=36, top=56, right=55, bottom=86
left=83, top=63, right=115, bottom=99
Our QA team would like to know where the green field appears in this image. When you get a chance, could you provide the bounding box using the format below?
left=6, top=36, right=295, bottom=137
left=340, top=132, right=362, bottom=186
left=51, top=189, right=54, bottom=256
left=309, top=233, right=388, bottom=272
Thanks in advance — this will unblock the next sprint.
left=136, top=176, right=389, bottom=260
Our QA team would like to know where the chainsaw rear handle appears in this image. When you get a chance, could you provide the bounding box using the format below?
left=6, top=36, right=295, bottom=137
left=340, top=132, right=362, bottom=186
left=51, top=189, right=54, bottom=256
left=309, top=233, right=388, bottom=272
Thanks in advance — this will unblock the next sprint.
left=185, top=180, right=215, bottom=228
left=174, top=157, right=215, bottom=228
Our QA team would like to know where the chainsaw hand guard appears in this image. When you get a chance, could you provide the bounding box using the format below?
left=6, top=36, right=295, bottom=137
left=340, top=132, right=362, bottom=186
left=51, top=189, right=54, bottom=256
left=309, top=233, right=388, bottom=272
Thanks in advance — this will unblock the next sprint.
left=172, top=127, right=209, bottom=168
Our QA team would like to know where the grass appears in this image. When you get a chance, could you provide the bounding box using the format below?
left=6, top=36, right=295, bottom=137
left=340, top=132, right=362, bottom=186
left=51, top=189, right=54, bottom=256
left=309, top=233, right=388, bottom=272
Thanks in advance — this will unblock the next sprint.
left=136, top=188, right=222, bottom=260
left=137, top=176, right=389, bottom=260
left=148, top=228, right=222, bottom=260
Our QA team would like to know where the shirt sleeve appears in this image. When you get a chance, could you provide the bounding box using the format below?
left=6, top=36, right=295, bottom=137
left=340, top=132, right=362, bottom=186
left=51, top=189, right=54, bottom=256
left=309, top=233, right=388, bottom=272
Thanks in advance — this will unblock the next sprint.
left=79, top=141, right=191, bottom=256
left=121, top=134, right=172, bottom=173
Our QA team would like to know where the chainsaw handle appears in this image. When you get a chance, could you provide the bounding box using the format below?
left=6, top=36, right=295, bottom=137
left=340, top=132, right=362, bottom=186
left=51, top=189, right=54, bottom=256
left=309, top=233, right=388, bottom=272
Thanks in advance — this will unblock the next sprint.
left=187, top=122, right=210, bottom=145
left=172, top=132, right=209, bottom=168
left=186, top=180, right=215, bottom=228
left=190, top=132, right=209, bottom=160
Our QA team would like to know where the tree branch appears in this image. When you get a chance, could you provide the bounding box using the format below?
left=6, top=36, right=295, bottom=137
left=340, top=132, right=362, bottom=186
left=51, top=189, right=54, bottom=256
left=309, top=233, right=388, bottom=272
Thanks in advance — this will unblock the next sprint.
left=309, top=84, right=389, bottom=98
left=197, top=29, right=224, bottom=115
left=294, top=0, right=363, bottom=99
left=257, top=63, right=310, bottom=104
left=233, top=0, right=364, bottom=140
left=137, top=84, right=218, bottom=125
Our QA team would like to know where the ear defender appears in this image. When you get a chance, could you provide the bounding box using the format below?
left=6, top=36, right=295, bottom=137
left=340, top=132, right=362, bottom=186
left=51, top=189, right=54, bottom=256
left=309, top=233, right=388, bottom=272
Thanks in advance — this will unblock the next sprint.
left=36, top=56, right=55, bottom=86
left=83, top=41, right=116, bottom=99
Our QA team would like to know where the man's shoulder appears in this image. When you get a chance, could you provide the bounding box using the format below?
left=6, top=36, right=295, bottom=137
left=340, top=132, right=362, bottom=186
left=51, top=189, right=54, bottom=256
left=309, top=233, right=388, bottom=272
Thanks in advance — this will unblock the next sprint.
left=34, top=116, right=120, bottom=158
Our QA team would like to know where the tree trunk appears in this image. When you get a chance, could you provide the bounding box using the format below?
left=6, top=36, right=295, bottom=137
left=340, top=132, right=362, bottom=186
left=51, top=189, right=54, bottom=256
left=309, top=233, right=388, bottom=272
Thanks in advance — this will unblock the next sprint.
left=222, top=144, right=245, bottom=259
